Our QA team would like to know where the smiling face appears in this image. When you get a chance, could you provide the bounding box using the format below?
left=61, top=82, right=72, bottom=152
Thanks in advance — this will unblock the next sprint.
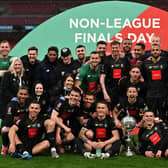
left=151, top=45, right=161, bottom=58
left=90, top=53, right=101, bottom=69
left=111, top=44, right=120, bottom=57
left=96, top=44, right=107, bottom=57
left=96, top=102, right=108, bottom=120
left=0, top=41, right=10, bottom=58
left=29, top=103, right=41, bottom=119
left=17, top=88, right=29, bottom=104
left=122, top=39, right=132, bottom=53
left=127, top=87, right=138, bottom=99
left=68, top=90, right=81, bottom=106
left=83, top=94, right=95, bottom=108
left=143, top=111, right=155, bottom=127
left=14, top=60, right=23, bottom=74
left=64, top=76, right=74, bottom=89
left=28, top=49, right=38, bottom=65
left=76, top=47, right=86, bottom=60
left=35, top=83, right=44, bottom=96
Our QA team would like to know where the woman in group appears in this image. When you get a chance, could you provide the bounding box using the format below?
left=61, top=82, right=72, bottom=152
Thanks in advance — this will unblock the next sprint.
left=50, top=73, right=75, bottom=107
left=0, top=57, right=29, bottom=119
left=31, top=81, right=51, bottom=116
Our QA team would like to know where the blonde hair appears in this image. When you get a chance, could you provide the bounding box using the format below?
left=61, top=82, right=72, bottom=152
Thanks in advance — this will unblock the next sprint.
left=8, top=57, right=24, bottom=77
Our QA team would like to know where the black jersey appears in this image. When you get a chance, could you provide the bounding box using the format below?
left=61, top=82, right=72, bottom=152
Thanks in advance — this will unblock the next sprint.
left=15, top=115, right=45, bottom=145
left=116, top=97, right=147, bottom=122
left=85, top=116, right=117, bottom=142
left=54, top=99, right=82, bottom=126
left=101, top=55, right=130, bottom=89
left=139, top=122, right=168, bottom=154
left=142, top=57, right=168, bottom=98
left=118, top=76, right=147, bottom=99
left=56, top=58, right=81, bottom=80
left=3, top=98, right=30, bottom=127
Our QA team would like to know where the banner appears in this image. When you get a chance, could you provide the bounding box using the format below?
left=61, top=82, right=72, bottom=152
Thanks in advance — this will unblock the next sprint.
left=10, top=1, right=168, bottom=60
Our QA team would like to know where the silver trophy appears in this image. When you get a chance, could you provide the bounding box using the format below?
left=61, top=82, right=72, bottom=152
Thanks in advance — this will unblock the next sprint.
left=121, top=110, right=136, bottom=156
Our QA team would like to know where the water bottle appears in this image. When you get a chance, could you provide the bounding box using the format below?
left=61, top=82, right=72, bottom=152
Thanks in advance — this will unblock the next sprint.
left=96, top=139, right=101, bottom=157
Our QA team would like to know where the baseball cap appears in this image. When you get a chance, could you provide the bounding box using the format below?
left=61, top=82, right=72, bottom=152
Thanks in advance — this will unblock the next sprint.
left=61, top=48, right=71, bottom=57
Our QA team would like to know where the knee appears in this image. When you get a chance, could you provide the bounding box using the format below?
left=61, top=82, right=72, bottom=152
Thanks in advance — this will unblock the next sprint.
left=165, top=149, right=168, bottom=157
left=1, top=126, right=9, bottom=134
left=45, top=119, right=55, bottom=131
left=85, top=130, right=94, bottom=140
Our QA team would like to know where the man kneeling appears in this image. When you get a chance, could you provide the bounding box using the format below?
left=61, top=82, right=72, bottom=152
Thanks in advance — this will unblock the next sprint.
left=79, top=101, right=121, bottom=159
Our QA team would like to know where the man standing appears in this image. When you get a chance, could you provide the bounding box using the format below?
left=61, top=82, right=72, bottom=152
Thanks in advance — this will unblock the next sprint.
left=21, top=46, right=40, bottom=89
left=75, top=51, right=101, bottom=97
left=100, top=40, right=130, bottom=109
left=142, top=44, right=168, bottom=121
left=0, top=40, right=12, bottom=80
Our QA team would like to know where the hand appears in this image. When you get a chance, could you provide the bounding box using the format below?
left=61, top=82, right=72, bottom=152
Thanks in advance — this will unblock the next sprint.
left=8, top=144, right=16, bottom=154
left=145, top=151, right=154, bottom=158
left=136, top=120, right=144, bottom=128
left=65, top=127, right=71, bottom=133
left=95, top=142, right=105, bottom=149
left=90, top=141, right=98, bottom=149
left=56, top=135, right=62, bottom=145
left=156, top=150, right=162, bottom=158
left=104, top=93, right=111, bottom=103
left=92, top=112, right=97, bottom=118
left=115, top=119, right=122, bottom=129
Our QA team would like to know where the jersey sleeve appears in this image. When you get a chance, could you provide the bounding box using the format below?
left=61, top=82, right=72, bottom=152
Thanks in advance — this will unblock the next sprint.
left=3, top=102, right=16, bottom=127
left=53, top=99, right=63, bottom=116
left=75, top=66, right=86, bottom=82
left=85, top=117, right=94, bottom=129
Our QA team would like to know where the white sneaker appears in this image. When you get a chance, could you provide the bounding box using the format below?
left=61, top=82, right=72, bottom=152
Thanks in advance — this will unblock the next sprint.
left=84, top=152, right=96, bottom=159
left=100, top=153, right=110, bottom=159
left=51, top=147, right=59, bottom=158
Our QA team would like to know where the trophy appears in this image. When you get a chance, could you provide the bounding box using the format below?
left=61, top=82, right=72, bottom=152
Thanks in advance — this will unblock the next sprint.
left=121, top=110, right=136, bottom=156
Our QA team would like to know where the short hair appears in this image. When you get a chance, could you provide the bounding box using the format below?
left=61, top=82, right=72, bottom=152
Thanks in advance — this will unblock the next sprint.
left=96, top=100, right=108, bottom=109
left=90, top=51, right=100, bottom=56
left=96, top=41, right=107, bottom=46
left=8, top=57, right=24, bottom=77
left=29, top=100, right=41, bottom=107
left=76, top=45, right=86, bottom=49
left=18, top=85, right=29, bottom=95
left=0, top=40, right=10, bottom=47
left=85, top=91, right=95, bottom=97
left=127, top=86, right=137, bottom=92
left=63, top=73, right=74, bottom=83
left=70, top=87, right=81, bottom=96
left=151, top=43, right=160, bottom=48
left=111, top=40, right=120, bottom=46
left=28, top=46, right=38, bottom=53
left=130, top=65, right=142, bottom=72
left=122, top=38, right=132, bottom=44
left=48, top=46, right=59, bottom=54
left=135, top=42, right=145, bottom=50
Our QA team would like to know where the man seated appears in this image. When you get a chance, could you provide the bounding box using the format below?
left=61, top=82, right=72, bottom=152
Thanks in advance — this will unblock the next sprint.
left=8, top=100, right=58, bottom=159
left=79, top=101, right=120, bottom=159
left=1, top=86, right=30, bottom=155
left=113, top=86, right=147, bottom=129
left=51, top=87, right=84, bottom=153
left=138, top=111, right=168, bottom=158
